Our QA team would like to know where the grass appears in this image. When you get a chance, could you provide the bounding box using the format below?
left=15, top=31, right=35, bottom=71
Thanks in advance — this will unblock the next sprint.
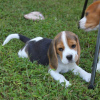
left=0, top=0, right=100, bottom=99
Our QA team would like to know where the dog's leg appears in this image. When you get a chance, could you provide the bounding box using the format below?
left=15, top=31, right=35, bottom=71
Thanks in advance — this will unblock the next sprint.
left=71, top=64, right=91, bottom=82
left=18, top=45, right=28, bottom=58
left=97, top=53, right=100, bottom=71
left=48, top=69, right=71, bottom=88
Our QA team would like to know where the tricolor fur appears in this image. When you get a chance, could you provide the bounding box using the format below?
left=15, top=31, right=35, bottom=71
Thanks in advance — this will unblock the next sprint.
left=3, top=31, right=91, bottom=88
left=79, top=1, right=100, bottom=31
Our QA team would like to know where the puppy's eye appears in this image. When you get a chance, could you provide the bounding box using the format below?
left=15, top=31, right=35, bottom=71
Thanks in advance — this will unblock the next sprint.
left=58, top=48, right=63, bottom=51
left=85, top=12, right=89, bottom=16
left=71, top=44, right=76, bottom=48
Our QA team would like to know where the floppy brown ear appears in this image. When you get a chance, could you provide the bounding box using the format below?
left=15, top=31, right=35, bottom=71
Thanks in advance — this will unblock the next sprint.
left=47, top=40, right=58, bottom=69
left=75, top=35, right=81, bottom=65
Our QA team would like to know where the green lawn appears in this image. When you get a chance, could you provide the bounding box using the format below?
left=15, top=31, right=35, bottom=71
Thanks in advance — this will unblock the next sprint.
left=0, top=0, right=100, bottom=99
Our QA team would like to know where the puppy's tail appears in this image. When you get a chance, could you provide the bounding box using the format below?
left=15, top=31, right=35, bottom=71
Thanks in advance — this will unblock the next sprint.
left=2, top=34, right=30, bottom=46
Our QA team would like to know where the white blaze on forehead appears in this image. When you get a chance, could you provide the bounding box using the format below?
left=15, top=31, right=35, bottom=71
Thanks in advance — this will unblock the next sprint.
left=61, top=31, right=70, bottom=64
left=61, top=31, right=78, bottom=64
left=61, top=31, right=68, bottom=48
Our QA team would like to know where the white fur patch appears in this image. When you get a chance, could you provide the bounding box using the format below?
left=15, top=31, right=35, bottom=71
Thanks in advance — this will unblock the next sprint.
left=97, top=53, right=100, bottom=72
left=2, top=34, right=19, bottom=46
left=61, top=31, right=77, bottom=64
left=97, top=63, right=100, bottom=72
left=79, top=17, right=87, bottom=30
left=56, top=57, right=91, bottom=83
left=71, top=64, right=91, bottom=82
left=48, top=69, right=71, bottom=88
left=18, top=45, right=28, bottom=58
left=30, top=37, right=43, bottom=42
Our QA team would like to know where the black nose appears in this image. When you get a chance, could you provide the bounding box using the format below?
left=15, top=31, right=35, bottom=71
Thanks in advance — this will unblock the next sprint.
left=66, top=55, right=72, bottom=61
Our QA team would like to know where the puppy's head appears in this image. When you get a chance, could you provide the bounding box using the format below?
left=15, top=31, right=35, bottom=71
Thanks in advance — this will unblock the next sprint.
left=48, top=31, right=80, bottom=69
left=79, top=1, right=100, bottom=31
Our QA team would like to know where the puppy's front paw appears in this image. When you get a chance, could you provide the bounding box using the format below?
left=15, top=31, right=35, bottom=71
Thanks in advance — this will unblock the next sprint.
left=65, top=80, right=71, bottom=88
left=60, top=78, right=71, bottom=88
left=83, top=73, right=91, bottom=82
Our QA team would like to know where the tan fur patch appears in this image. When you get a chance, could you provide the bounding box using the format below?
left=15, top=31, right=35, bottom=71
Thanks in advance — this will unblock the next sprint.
left=85, top=1, right=100, bottom=29
left=48, top=40, right=58, bottom=70
left=56, top=41, right=64, bottom=60
left=67, top=39, right=77, bottom=51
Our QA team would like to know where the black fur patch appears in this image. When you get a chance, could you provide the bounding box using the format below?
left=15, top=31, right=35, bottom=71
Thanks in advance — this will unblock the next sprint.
left=19, top=34, right=30, bottom=43
left=26, top=38, right=52, bottom=65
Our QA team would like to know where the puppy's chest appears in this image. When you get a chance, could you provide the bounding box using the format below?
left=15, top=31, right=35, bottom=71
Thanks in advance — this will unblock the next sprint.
left=56, top=62, right=70, bottom=73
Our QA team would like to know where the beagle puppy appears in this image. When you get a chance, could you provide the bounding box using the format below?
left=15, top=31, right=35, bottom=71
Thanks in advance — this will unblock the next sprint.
left=79, top=1, right=100, bottom=31
left=3, top=31, right=91, bottom=88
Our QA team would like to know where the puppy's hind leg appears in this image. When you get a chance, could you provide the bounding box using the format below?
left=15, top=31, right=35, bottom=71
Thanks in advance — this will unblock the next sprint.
left=18, top=45, right=28, bottom=58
